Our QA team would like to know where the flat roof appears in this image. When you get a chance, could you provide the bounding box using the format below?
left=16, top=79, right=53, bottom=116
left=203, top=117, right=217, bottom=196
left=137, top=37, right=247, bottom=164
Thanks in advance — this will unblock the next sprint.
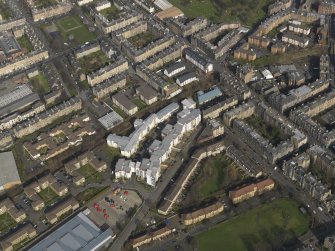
left=198, top=86, right=222, bottom=105
left=98, top=111, right=124, bottom=130
left=113, top=92, right=137, bottom=111
left=156, top=6, right=184, bottom=20
left=136, top=84, right=158, bottom=100
left=0, top=151, right=21, bottom=189
left=0, top=84, right=33, bottom=109
left=29, top=212, right=113, bottom=251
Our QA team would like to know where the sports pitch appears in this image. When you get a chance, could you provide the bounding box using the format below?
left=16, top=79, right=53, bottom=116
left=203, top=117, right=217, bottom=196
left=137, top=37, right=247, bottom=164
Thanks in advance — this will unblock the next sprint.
left=56, top=16, right=95, bottom=44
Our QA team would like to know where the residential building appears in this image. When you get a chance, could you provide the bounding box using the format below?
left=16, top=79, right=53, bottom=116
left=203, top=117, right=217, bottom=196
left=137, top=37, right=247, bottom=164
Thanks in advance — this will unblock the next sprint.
left=184, top=48, right=213, bottom=73
left=318, top=0, right=335, bottom=14
left=112, top=92, right=138, bottom=116
left=0, top=224, right=37, bottom=251
left=113, top=106, right=201, bottom=186
left=229, top=178, right=275, bottom=204
left=181, top=202, right=224, bottom=225
left=65, top=151, right=108, bottom=186
left=164, top=62, right=186, bottom=77
left=0, top=198, right=26, bottom=223
left=282, top=32, right=309, bottom=47
left=45, top=197, right=79, bottom=224
left=136, top=84, right=158, bottom=105
left=131, top=226, right=173, bottom=249
left=268, top=0, right=293, bottom=15
left=176, top=72, right=198, bottom=87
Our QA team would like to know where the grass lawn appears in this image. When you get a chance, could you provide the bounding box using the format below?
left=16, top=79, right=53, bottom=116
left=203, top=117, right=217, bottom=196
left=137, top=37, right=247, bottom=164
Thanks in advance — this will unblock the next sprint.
left=12, top=237, right=31, bottom=251
left=78, top=50, right=111, bottom=74
left=79, top=164, right=102, bottom=184
left=196, top=198, right=310, bottom=251
left=56, top=16, right=95, bottom=45
left=79, top=80, right=90, bottom=91
left=133, top=98, right=147, bottom=110
left=169, top=0, right=274, bottom=26
left=17, top=35, right=34, bottom=52
left=0, top=212, right=17, bottom=233
left=96, top=144, right=121, bottom=165
left=198, top=154, right=232, bottom=198
left=249, top=46, right=328, bottom=68
left=99, top=5, right=120, bottom=20
left=112, top=105, right=129, bottom=119
left=0, top=1, right=13, bottom=20
left=52, top=132, right=67, bottom=144
left=128, top=31, right=158, bottom=48
left=245, top=115, right=287, bottom=146
left=30, top=73, right=51, bottom=95
left=63, top=81, right=78, bottom=97
left=184, top=154, right=240, bottom=205
left=34, top=0, right=58, bottom=9
left=38, top=187, right=59, bottom=205
left=76, top=186, right=108, bottom=203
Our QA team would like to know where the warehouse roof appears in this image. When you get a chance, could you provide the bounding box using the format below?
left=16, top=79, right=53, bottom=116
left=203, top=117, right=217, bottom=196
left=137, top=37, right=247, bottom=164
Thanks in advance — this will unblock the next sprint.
left=29, top=212, right=113, bottom=251
left=0, top=151, right=21, bottom=190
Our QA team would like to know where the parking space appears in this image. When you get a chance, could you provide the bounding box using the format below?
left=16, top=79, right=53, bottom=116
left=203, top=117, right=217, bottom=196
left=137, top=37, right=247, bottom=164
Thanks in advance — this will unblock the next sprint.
left=86, top=188, right=142, bottom=230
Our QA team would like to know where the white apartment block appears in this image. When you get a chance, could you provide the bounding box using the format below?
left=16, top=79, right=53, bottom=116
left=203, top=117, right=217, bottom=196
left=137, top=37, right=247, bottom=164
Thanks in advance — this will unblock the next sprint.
left=107, top=102, right=179, bottom=157
left=112, top=102, right=201, bottom=186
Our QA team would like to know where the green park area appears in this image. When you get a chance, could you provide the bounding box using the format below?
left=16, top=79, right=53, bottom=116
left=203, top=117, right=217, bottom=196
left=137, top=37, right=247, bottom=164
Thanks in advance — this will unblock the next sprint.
left=0, top=212, right=17, bottom=233
left=30, top=73, right=51, bottom=95
left=245, top=115, right=286, bottom=146
left=196, top=198, right=310, bottom=251
left=17, top=35, right=34, bottom=52
left=78, top=50, right=111, bottom=74
left=169, top=0, right=274, bottom=26
left=56, top=15, right=95, bottom=45
left=38, top=187, right=59, bottom=205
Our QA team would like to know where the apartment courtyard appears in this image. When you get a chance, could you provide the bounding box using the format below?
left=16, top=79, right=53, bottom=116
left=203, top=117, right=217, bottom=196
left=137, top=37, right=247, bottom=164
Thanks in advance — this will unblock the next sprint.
left=99, top=4, right=121, bottom=20
left=38, top=187, right=59, bottom=206
left=34, top=0, right=58, bottom=9
left=78, top=50, right=112, bottom=74
left=128, top=31, right=160, bottom=48
left=245, top=114, right=287, bottom=146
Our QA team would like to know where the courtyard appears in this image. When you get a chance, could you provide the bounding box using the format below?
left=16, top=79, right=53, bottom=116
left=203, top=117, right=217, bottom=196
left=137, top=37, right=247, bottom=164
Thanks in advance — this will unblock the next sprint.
left=78, top=50, right=111, bottom=74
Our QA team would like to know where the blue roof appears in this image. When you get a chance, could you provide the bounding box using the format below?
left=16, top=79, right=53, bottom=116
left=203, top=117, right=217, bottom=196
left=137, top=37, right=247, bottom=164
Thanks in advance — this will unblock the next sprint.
left=197, top=87, right=223, bottom=105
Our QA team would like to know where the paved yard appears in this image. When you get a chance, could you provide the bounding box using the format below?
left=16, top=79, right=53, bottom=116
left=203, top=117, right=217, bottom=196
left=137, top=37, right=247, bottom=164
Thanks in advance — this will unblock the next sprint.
left=86, top=188, right=142, bottom=231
